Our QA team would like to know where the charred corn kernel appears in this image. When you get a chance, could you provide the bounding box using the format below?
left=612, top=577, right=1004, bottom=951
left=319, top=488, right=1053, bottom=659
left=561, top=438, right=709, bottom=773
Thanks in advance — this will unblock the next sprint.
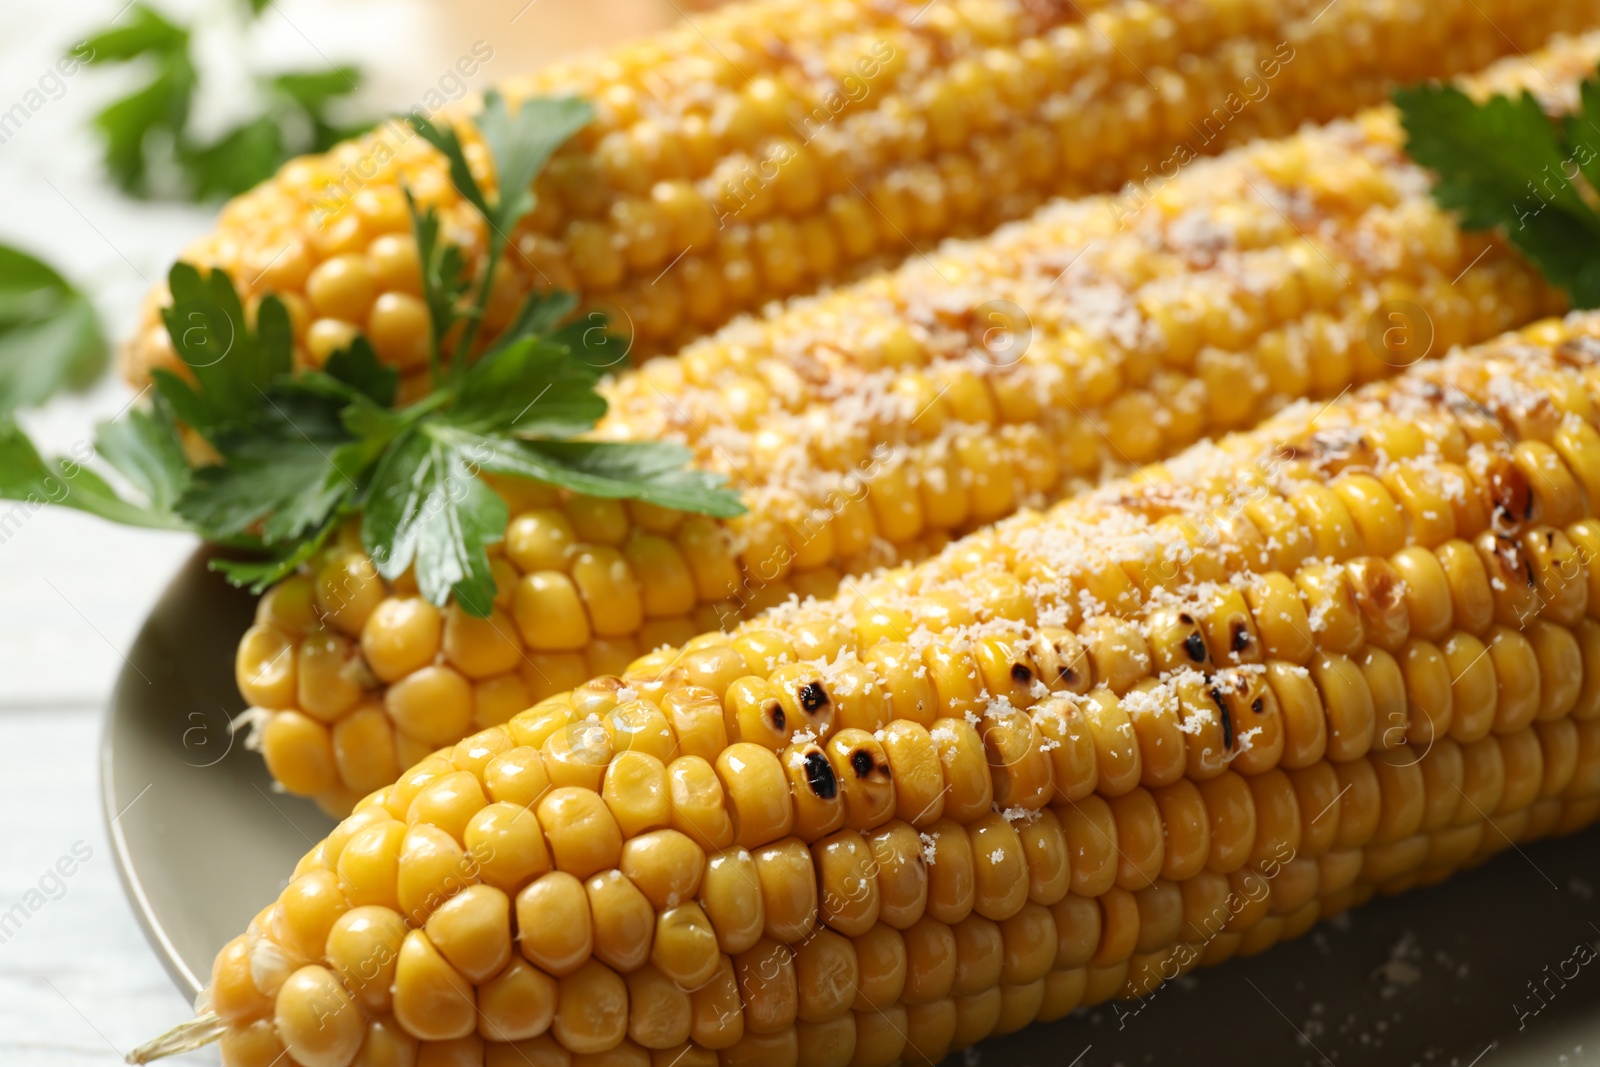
left=825, top=730, right=895, bottom=831
left=237, top=28, right=1600, bottom=810
left=785, top=742, right=846, bottom=841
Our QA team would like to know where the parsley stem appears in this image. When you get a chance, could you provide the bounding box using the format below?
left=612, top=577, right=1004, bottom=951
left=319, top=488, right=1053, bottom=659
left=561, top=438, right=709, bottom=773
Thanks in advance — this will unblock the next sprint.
left=451, top=233, right=505, bottom=378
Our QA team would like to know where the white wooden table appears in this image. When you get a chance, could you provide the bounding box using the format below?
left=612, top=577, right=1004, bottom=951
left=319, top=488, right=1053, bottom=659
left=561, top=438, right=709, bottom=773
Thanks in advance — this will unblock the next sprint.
left=0, top=0, right=677, bottom=1059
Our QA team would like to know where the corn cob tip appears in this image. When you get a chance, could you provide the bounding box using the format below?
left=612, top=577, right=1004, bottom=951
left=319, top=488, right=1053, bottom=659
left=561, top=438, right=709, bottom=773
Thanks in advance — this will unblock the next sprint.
left=125, top=1011, right=224, bottom=1063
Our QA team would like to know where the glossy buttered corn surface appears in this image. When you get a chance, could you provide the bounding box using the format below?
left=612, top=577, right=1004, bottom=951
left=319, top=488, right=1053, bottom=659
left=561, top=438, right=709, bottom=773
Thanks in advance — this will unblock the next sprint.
left=126, top=0, right=1600, bottom=386
left=189, top=312, right=1600, bottom=1067
left=233, top=35, right=1600, bottom=810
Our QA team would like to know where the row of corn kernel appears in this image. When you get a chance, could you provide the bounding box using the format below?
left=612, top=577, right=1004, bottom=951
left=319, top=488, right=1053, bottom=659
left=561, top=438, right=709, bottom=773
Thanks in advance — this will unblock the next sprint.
left=846, top=726, right=1600, bottom=1065
left=673, top=724, right=1600, bottom=1066
left=209, top=662, right=1600, bottom=1062
left=460, top=603, right=1597, bottom=854
left=392, top=719, right=1592, bottom=986
left=514, top=0, right=1586, bottom=363
left=261, top=0, right=1556, bottom=377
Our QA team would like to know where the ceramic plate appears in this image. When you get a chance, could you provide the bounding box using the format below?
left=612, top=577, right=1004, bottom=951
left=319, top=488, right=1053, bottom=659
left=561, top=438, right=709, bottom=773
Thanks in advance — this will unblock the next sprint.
left=105, top=549, right=1600, bottom=1063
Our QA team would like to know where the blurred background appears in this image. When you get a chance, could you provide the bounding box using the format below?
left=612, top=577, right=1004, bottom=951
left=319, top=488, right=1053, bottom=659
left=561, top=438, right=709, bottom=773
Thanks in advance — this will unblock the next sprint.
left=0, top=1, right=706, bottom=1061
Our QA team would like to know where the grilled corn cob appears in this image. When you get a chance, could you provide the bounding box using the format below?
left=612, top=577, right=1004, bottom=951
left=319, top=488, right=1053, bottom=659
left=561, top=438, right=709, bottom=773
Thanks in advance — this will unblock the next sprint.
left=127, top=0, right=1600, bottom=386
left=143, top=312, right=1600, bottom=1067
left=236, top=35, right=1600, bottom=812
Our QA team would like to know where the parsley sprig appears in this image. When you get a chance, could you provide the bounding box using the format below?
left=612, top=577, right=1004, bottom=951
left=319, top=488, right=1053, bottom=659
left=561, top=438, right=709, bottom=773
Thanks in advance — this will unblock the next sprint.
left=80, top=1, right=373, bottom=200
left=0, top=92, right=743, bottom=615
left=1396, top=67, right=1600, bottom=306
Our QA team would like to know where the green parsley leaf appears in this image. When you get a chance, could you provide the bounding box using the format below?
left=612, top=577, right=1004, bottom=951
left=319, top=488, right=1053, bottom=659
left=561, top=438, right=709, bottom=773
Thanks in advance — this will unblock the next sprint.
left=177, top=391, right=353, bottom=541
left=211, top=519, right=337, bottom=593
left=80, top=4, right=196, bottom=194
left=272, top=67, right=373, bottom=152
left=363, top=428, right=508, bottom=615
left=91, top=51, right=196, bottom=194
left=406, top=94, right=595, bottom=363
left=1568, top=80, right=1600, bottom=201
left=272, top=67, right=361, bottom=114
left=449, top=336, right=608, bottom=438
left=321, top=337, right=399, bottom=408
left=181, top=114, right=284, bottom=200
left=406, top=114, right=490, bottom=220
left=476, top=93, right=596, bottom=234
left=467, top=434, right=745, bottom=517
left=0, top=245, right=108, bottom=414
left=1397, top=73, right=1600, bottom=306
left=0, top=416, right=188, bottom=531
left=488, top=290, right=579, bottom=356
left=93, top=404, right=189, bottom=513
left=78, top=3, right=188, bottom=63
left=156, top=263, right=292, bottom=437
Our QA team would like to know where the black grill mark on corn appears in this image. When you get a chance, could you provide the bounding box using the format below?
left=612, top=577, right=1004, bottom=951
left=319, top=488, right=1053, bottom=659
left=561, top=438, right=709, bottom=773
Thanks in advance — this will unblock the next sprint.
left=1209, top=684, right=1234, bottom=750
left=805, top=751, right=838, bottom=799
left=799, top=682, right=829, bottom=713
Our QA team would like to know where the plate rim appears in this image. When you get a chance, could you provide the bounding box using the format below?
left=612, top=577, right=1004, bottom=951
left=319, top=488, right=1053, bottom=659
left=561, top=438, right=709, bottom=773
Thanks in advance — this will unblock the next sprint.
left=101, top=715, right=208, bottom=999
